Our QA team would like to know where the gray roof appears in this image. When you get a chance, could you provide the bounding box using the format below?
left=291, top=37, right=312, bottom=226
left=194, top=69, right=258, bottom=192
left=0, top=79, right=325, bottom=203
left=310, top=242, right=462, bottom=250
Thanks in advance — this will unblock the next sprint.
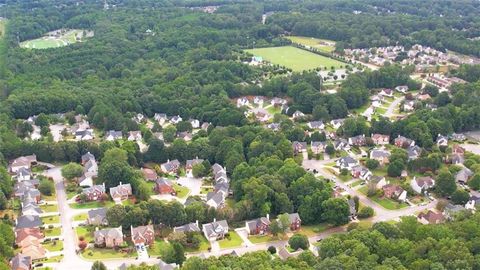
left=106, top=130, right=123, bottom=139
left=10, top=254, right=31, bottom=270
left=94, top=227, right=123, bottom=239
left=162, top=159, right=180, bottom=172
left=88, top=208, right=107, bottom=224
left=22, top=203, right=43, bottom=215
left=83, top=184, right=106, bottom=195
left=246, top=217, right=270, bottom=231
left=16, top=215, right=42, bottom=229
left=186, top=158, right=203, bottom=168
left=174, top=222, right=200, bottom=233
left=207, top=191, right=225, bottom=206
left=203, top=220, right=228, bottom=237
left=288, top=213, right=301, bottom=223
left=212, top=163, right=225, bottom=175
left=370, top=149, right=391, bottom=159
left=311, top=141, right=327, bottom=148
left=158, top=260, right=178, bottom=270
left=338, top=156, right=357, bottom=166
left=156, top=178, right=173, bottom=187
left=17, top=167, right=31, bottom=177
left=81, top=152, right=95, bottom=163
left=308, top=121, right=324, bottom=129
left=456, top=168, right=473, bottom=183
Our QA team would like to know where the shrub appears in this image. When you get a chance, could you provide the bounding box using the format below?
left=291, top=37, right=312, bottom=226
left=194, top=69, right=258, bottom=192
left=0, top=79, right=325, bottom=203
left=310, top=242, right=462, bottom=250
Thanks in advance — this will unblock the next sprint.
left=288, top=234, right=309, bottom=250
left=358, top=207, right=374, bottom=218
left=268, top=246, right=276, bottom=254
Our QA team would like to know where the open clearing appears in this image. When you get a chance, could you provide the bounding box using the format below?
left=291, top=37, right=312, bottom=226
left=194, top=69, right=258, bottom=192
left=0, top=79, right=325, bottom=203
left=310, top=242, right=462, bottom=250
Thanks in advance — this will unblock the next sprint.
left=245, top=46, right=344, bottom=72
left=286, top=36, right=336, bottom=52
left=20, top=29, right=92, bottom=49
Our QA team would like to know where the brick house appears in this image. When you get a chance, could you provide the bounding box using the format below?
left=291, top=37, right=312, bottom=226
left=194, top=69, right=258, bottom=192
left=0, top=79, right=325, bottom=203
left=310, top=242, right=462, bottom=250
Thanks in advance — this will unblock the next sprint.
left=155, top=178, right=176, bottom=195
left=245, top=215, right=270, bottom=235
left=131, top=225, right=155, bottom=246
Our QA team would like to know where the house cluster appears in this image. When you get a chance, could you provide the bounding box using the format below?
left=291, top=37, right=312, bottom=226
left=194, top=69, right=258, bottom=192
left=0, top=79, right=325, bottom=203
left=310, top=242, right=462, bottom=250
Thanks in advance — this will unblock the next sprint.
left=206, top=164, right=230, bottom=209
left=245, top=213, right=301, bottom=236
left=92, top=224, right=155, bottom=249
left=78, top=152, right=98, bottom=187
left=71, top=117, right=95, bottom=141
left=426, top=74, right=467, bottom=91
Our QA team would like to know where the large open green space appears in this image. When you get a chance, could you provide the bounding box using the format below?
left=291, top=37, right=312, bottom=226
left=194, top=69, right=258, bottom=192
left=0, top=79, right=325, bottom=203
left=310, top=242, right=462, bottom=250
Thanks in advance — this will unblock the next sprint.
left=20, top=29, right=88, bottom=49
left=286, top=36, right=336, bottom=52
left=245, top=46, right=344, bottom=72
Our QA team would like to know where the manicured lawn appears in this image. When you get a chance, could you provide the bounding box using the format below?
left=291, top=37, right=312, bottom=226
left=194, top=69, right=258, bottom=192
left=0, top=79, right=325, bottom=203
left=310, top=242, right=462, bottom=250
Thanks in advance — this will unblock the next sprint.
left=43, top=240, right=63, bottom=252
left=39, top=255, right=64, bottom=263
left=266, top=105, right=281, bottom=115
left=40, top=204, right=58, bottom=212
left=43, top=227, right=61, bottom=237
left=75, top=226, right=94, bottom=243
left=338, top=173, right=351, bottom=182
left=81, top=247, right=136, bottom=260
left=42, top=193, right=57, bottom=201
left=185, top=236, right=210, bottom=252
left=249, top=234, right=286, bottom=244
left=73, top=213, right=88, bottom=222
left=67, top=191, right=79, bottom=200
left=174, top=184, right=189, bottom=198
left=358, top=186, right=408, bottom=210
left=200, top=187, right=213, bottom=194
left=351, top=180, right=363, bottom=187
left=218, top=231, right=243, bottom=249
left=41, top=215, right=60, bottom=224
left=70, top=200, right=115, bottom=209
left=285, top=36, right=336, bottom=52
left=299, top=224, right=330, bottom=237
left=245, top=46, right=344, bottom=72
left=148, top=239, right=171, bottom=256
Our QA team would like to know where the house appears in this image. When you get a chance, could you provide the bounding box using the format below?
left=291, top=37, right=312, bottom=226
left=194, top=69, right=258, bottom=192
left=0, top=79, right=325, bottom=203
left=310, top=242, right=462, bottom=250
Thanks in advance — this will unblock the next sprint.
left=105, top=130, right=123, bottom=141
left=451, top=133, right=466, bottom=142
left=403, top=100, right=415, bottom=112
left=270, top=97, right=287, bottom=107
left=436, top=134, right=448, bottom=147
left=22, top=203, right=42, bottom=216
left=351, top=165, right=372, bottom=180
left=416, top=93, right=431, bottom=101
left=212, top=163, right=226, bottom=175
left=411, top=176, right=435, bottom=194
left=250, top=56, right=263, bottom=65
left=186, top=157, right=204, bottom=176
left=334, top=139, right=350, bottom=151
left=127, top=131, right=142, bottom=141
left=407, top=145, right=422, bottom=160
left=75, top=129, right=94, bottom=141
left=292, top=110, right=305, bottom=119
left=330, top=119, right=345, bottom=129
left=292, top=141, right=307, bottom=154
left=190, top=119, right=200, bottom=129
left=82, top=183, right=106, bottom=201
left=370, top=148, right=391, bottom=165
left=285, top=213, right=301, bottom=231
left=395, top=85, right=409, bottom=93
left=21, top=244, right=46, bottom=261
left=161, top=159, right=181, bottom=174
left=206, top=191, right=226, bottom=209
left=155, top=178, right=176, bottom=195
left=15, top=228, right=44, bottom=247
left=154, top=113, right=168, bottom=124
left=311, top=141, right=327, bottom=154
left=16, top=215, right=42, bottom=229
left=202, top=219, right=229, bottom=241
left=14, top=180, right=39, bottom=198
left=337, top=156, right=358, bottom=170
left=87, top=208, right=108, bottom=226
left=78, top=172, right=96, bottom=187
left=452, top=144, right=465, bottom=155
left=109, top=182, right=132, bottom=202
left=132, top=113, right=145, bottom=124
left=253, top=96, right=264, bottom=106
left=307, top=121, right=325, bottom=130
left=177, top=131, right=192, bottom=141
left=371, top=134, right=390, bottom=145
left=395, top=135, right=415, bottom=148
left=382, top=184, right=407, bottom=202
left=465, top=196, right=480, bottom=210
left=368, top=176, right=387, bottom=189
left=94, top=227, right=124, bottom=248
left=84, top=159, right=98, bottom=175
left=10, top=254, right=32, bottom=270
left=245, top=215, right=270, bottom=235
left=348, top=198, right=357, bottom=218
left=201, top=122, right=210, bottom=130
left=349, top=135, right=366, bottom=146
left=16, top=168, right=32, bottom=182
left=450, top=153, right=465, bottom=165
left=170, top=115, right=183, bottom=125
left=267, top=123, right=280, bottom=131
left=277, top=246, right=303, bottom=261
left=10, top=155, right=37, bottom=173
left=141, top=168, right=158, bottom=181
left=418, top=210, right=444, bottom=224
left=158, top=260, right=178, bottom=270
left=380, top=88, right=393, bottom=97
left=81, top=152, right=96, bottom=165
left=456, top=167, right=473, bottom=184
left=173, top=221, right=200, bottom=233
left=443, top=203, right=466, bottom=220
left=131, top=225, right=155, bottom=246
left=236, top=97, right=250, bottom=107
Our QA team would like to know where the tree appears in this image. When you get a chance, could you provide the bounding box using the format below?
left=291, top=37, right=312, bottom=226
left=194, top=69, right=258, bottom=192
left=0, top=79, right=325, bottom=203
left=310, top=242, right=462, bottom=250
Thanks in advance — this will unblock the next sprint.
left=452, top=189, right=470, bottom=205
left=106, top=205, right=127, bottom=227
left=0, top=192, right=7, bottom=210
left=268, top=246, right=276, bottom=254
left=288, top=234, right=309, bottom=250
left=269, top=220, right=282, bottom=237
left=387, top=160, right=404, bottom=177
left=312, top=105, right=330, bottom=121
left=358, top=206, right=374, bottom=218
left=424, top=85, right=439, bottom=97
left=468, top=174, right=480, bottom=190
left=163, top=241, right=185, bottom=265
left=192, top=163, right=206, bottom=178
left=366, top=159, right=380, bottom=170
left=91, top=261, right=107, bottom=270
left=39, top=179, right=54, bottom=196
left=135, top=181, right=152, bottom=201
left=321, top=198, right=350, bottom=225
left=61, top=163, right=84, bottom=180
left=436, top=170, right=457, bottom=196
left=35, top=113, right=49, bottom=127
left=163, top=126, right=177, bottom=143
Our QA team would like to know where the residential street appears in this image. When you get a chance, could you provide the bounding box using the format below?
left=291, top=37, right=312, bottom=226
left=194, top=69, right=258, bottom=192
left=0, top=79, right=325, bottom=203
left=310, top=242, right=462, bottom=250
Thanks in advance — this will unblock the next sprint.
left=385, top=96, right=404, bottom=118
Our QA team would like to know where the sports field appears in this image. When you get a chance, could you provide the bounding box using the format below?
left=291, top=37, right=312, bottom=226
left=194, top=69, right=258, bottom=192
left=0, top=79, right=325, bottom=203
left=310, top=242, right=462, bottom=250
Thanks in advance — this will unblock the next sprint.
left=286, top=36, right=336, bottom=52
left=245, top=46, right=344, bottom=72
left=20, top=29, right=88, bottom=49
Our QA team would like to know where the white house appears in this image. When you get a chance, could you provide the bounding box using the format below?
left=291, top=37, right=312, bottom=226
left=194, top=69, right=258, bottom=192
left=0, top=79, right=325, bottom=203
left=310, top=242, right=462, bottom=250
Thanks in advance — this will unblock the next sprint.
left=337, top=157, right=358, bottom=170
left=411, top=176, right=435, bottom=194
left=127, top=131, right=142, bottom=142
left=236, top=97, right=249, bottom=108
left=170, top=115, right=183, bottom=125
left=395, top=85, right=409, bottom=93
left=190, top=119, right=200, bottom=129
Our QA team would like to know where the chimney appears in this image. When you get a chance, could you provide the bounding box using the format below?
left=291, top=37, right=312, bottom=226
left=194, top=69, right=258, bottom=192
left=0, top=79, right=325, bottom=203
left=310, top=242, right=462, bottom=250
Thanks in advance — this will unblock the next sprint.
left=266, top=214, right=270, bottom=221
left=195, top=220, right=199, bottom=227
left=213, top=218, right=216, bottom=223
left=119, top=181, right=122, bottom=186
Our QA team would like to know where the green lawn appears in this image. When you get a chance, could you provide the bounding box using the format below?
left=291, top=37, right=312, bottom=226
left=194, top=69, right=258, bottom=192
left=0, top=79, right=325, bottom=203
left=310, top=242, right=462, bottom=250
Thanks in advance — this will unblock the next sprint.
left=266, top=105, right=281, bottom=115
left=73, top=213, right=88, bottom=222
left=148, top=239, right=171, bottom=256
left=351, top=180, right=363, bottom=187
left=245, top=46, right=344, bottom=72
left=249, top=234, right=286, bottom=244
left=40, top=204, right=58, bottom=212
left=70, top=200, right=115, bottom=209
left=218, top=231, right=244, bottom=249
left=42, top=192, right=57, bottom=202
left=43, top=227, right=61, bottom=237
left=299, top=223, right=330, bottom=237
left=39, top=255, right=64, bottom=263
left=41, top=215, right=60, bottom=224
left=185, top=236, right=210, bottom=252
left=286, top=36, right=335, bottom=52
left=20, top=29, right=86, bottom=49
left=43, top=240, right=63, bottom=252
left=75, top=226, right=94, bottom=243
left=174, top=184, right=189, bottom=198
left=81, top=247, right=136, bottom=260
left=200, top=187, right=213, bottom=194
left=358, top=186, right=408, bottom=210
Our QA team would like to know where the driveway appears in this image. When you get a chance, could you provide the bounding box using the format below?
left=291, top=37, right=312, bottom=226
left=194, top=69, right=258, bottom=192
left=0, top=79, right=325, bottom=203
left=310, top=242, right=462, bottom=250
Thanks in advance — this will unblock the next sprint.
left=177, top=177, right=202, bottom=197
left=385, top=96, right=404, bottom=118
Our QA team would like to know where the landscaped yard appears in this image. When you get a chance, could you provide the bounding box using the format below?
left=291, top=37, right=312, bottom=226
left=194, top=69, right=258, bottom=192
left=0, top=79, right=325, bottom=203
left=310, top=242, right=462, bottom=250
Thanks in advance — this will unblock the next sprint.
left=43, top=240, right=64, bottom=252
left=70, top=200, right=115, bottom=209
left=81, top=247, right=136, bottom=260
left=174, top=184, right=189, bottom=198
left=300, top=223, right=330, bottom=237
left=73, top=213, right=88, bottom=222
left=285, top=36, right=336, bottom=52
left=249, top=234, right=286, bottom=244
left=43, top=227, right=61, bottom=237
left=38, top=255, right=64, bottom=263
left=358, top=186, right=409, bottom=210
left=40, top=204, right=58, bottom=212
left=245, top=46, right=345, bottom=72
left=42, top=192, right=57, bottom=201
left=148, top=239, right=171, bottom=256
left=41, top=215, right=60, bottom=224
left=75, top=226, right=94, bottom=243
left=266, top=105, right=281, bottom=115
left=218, top=231, right=243, bottom=249
left=185, top=236, right=210, bottom=252
left=200, top=187, right=213, bottom=194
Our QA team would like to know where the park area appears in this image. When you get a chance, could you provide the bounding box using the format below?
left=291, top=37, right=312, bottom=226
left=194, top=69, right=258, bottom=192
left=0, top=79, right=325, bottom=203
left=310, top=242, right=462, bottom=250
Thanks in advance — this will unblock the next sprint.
left=245, top=46, right=344, bottom=72
left=285, top=36, right=336, bottom=52
left=20, top=29, right=92, bottom=49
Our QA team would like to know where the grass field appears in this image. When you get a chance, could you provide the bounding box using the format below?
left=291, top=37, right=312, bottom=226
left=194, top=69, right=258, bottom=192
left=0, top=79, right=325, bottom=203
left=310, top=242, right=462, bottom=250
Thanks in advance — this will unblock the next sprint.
left=245, top=46, right=344, bottom=72
left=43, top=227, right=61, bottom=237
left=75, top=226, right=94, bottom=243
left=218, top=231, right=243, bottom=249
left=20, top=29, right=87, bottom=49
left=286, top=36, right=336, bottom=52
left=41, top=215, right=60, bottom=224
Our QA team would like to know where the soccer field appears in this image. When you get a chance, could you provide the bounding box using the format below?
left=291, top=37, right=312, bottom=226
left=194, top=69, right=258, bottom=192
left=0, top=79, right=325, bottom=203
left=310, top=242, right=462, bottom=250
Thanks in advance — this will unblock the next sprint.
left=245, top=46, right=344, bottom=72
left=20, top=29, right=86, bottom=49
left=286, top=36, right=336, bottom=53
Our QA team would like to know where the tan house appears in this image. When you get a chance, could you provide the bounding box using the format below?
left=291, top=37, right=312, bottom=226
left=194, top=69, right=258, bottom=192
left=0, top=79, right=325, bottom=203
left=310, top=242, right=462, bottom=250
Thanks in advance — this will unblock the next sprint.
left=21, top=243, right=46, bottom=261
left=109, top=182, right=132, bottom=202
left=131, top=225, right=155, bottom=246
left=94, top=227, right=124, bottom=248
